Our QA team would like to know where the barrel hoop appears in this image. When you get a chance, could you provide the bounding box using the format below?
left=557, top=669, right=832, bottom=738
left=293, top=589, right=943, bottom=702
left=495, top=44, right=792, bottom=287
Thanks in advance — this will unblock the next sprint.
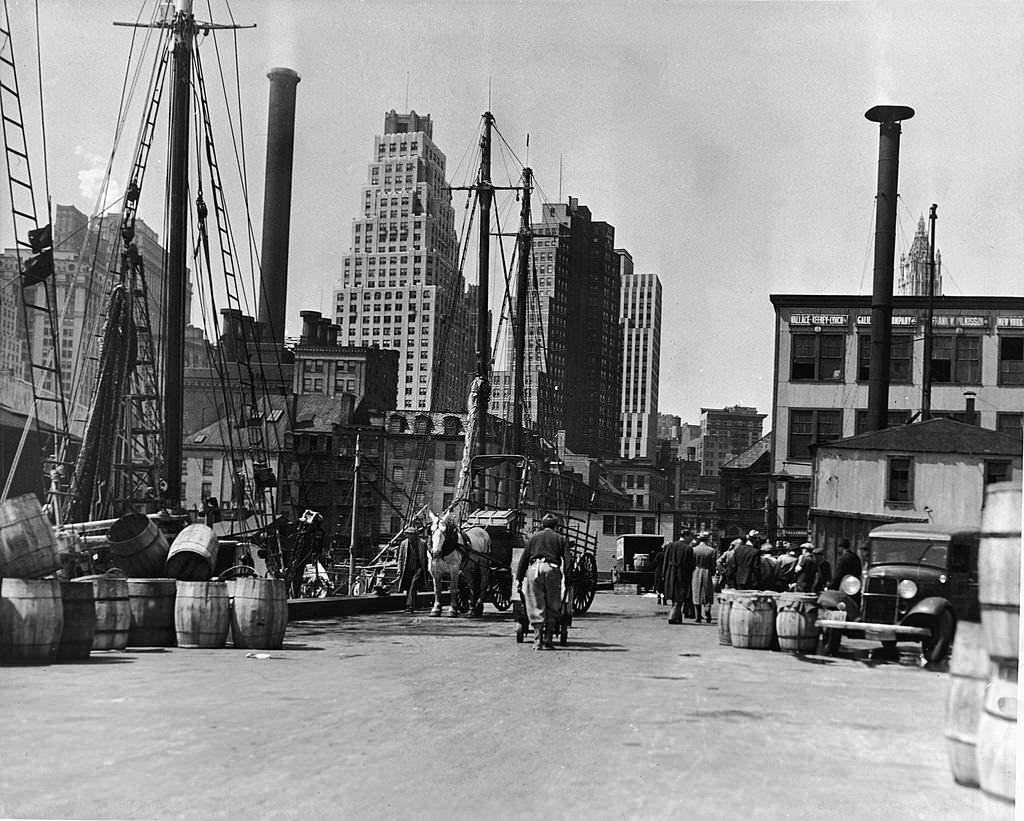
left=978, top=601, right=1021, bottom=613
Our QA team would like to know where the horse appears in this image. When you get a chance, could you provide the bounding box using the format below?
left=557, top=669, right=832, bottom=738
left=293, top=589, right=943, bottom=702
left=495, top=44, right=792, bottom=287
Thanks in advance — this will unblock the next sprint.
left=426, top=510, right=492, bottom=618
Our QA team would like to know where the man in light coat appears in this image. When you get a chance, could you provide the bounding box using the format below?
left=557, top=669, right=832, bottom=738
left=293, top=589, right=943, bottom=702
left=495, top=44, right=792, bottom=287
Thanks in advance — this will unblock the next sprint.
left=690, top=532, right=716, bottom=623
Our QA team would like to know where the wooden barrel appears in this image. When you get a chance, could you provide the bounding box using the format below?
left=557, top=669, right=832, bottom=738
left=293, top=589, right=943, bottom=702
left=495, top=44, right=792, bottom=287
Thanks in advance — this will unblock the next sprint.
left=728, top=592, right=776, bottom=650
left=775, top=592, right=819, bottom=653
left=0, top=493, right=60, bottom=579
left=0, top=578, right=63, bottom=663
left=174, top=580, right=230, bottom=648
left=633, top=553, right=650, bottom=571
left=976, top=663, right=1017, bottom=819
left=944, top=621, right=990, bottom=787
left=165, top=524, right=219, bottom=582
left=716, top=591, right=734, bottom=645
left=126, top=578, right=177, bottom=647
left=75, top=572, right=131, bottom=651
left=229, top=576, right=288, bottom=649
left=978, top=482, right=1021, bottom=667
left=107, top=513, right=169, bottom=578
left=57, top=580, right=96, bottom=661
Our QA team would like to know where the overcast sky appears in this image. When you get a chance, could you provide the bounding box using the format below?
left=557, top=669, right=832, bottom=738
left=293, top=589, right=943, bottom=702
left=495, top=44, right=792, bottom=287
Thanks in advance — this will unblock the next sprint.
left=9, top=0, right=1024, bottom=426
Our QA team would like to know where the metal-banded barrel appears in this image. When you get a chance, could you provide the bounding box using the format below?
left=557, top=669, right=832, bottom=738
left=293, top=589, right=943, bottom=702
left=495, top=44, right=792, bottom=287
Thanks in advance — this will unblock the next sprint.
left=978, top=482, right=1021, bottom=666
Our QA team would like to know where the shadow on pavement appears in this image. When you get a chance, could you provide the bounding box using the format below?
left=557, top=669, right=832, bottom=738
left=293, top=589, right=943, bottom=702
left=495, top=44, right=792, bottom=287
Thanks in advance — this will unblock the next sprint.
left=561, top=640, right=628, bottom=652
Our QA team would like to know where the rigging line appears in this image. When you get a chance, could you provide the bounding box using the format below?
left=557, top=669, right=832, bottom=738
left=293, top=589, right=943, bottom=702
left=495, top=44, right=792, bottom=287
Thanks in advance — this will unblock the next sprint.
left=448, top=116, right=484, bottom=191
left=856, top=196, right=876, bottom=294
left=31, top=0, right=49, bottom=218
left=491, top=122, right=527, bottom=175
left=204, top=22, right=289, bottom=404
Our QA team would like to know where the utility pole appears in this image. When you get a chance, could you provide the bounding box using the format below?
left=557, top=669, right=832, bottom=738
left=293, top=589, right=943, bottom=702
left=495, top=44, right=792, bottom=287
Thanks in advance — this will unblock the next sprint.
left=921, top=203, right=938, bottom=420
left=348, top=433, right=360, bottom=594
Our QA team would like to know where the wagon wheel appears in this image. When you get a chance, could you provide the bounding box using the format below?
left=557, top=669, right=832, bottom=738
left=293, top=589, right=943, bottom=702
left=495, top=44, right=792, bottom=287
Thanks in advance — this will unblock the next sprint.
left=454, top=576, right=471, bottom=614
left=572, top=552, right=598, bottom=614
left=491, top=577, right=512, bottom=612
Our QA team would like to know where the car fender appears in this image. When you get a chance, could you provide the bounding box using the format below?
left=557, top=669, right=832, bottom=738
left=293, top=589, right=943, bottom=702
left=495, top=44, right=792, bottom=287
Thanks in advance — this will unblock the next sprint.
left=900, top=597, right=955, bottom=631
left=817, top=589, right=860, bottom=621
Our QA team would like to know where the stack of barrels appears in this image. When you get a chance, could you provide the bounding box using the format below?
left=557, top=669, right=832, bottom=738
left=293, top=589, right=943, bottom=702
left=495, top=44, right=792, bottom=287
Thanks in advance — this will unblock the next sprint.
left=0, top=497, right=288, bottom=662
left=0, top=494, right=80, bottom=664
left=946, top=481, right=1019, bottom=819
left=722, top=589, right=818, bottom=653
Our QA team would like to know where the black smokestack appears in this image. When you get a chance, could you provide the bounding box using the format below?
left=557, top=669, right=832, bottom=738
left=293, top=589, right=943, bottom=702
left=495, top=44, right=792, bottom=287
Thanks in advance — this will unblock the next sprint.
left=257, top=67, right=301, bottom=348
left=865, top=104, right=914, bottom=432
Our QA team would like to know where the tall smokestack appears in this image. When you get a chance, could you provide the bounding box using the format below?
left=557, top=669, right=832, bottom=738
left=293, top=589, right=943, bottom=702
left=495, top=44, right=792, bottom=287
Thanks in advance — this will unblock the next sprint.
left=865, top=104, right=914, bottom=432
left=257, top=67, right=301, bottom=348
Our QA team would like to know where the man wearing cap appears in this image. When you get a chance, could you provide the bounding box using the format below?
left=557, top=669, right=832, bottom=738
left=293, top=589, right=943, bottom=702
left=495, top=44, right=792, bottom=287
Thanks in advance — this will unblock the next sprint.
left=691, top=532, right=716, bottom=622
left=759, top=540, right=782, bottom=592
left=831, top=538, right=862, bottom=590
left=516, top=513, right=566, bottom=650
left=794, top=542, right=819, bottom=593
left=725, top=530, right=762, bottom=590
left=777, top=542, right=799, bottom=590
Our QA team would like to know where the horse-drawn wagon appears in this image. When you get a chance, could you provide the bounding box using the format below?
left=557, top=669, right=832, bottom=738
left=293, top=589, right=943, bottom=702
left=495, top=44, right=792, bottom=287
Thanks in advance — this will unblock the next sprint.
left=427, top=453, right=600, bottom=622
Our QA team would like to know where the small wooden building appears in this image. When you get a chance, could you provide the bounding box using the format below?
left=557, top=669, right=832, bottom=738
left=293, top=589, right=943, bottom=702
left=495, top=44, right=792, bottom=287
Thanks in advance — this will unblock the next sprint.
left=809, top=417, right=1022, bottom=564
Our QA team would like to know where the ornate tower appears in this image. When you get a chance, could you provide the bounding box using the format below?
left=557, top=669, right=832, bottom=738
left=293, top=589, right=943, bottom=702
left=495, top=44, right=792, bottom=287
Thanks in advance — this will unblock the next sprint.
left=897, top=215, right=942, bottom=296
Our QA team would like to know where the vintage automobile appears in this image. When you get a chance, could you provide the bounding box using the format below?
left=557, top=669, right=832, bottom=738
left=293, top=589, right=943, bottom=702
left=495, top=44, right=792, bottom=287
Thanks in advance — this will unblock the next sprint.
left=815, top=523, right=979, bottom=664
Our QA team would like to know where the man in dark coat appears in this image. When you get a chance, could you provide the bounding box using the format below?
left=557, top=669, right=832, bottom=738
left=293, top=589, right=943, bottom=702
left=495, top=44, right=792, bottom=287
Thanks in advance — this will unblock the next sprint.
left=831, top=538, right=863, bottom=590
left=397, top=525, right=427, bottom=613
left=650, top=545, right=666, bottom=605
left=662, top=532, right=696, bottom=624
left=725, top=530, right=762, bottom=590
left=813, top=545, right=831, bottom=593
left=793, top=542, right=818, bottom=593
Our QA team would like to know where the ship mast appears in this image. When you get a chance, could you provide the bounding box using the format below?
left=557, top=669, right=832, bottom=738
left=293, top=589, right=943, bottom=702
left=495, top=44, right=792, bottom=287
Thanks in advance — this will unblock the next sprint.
left=475, top=112, right=494, bottom=458
left=512, top=167, right=532, bottom=455
left=163, top=0, right=194, bottom=508
left=113, top=1, right=253, bottom=510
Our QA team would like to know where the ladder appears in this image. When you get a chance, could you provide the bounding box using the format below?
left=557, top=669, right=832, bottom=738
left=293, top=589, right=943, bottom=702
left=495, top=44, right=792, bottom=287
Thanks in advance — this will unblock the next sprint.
left=0, top=1, right=70, bottom=503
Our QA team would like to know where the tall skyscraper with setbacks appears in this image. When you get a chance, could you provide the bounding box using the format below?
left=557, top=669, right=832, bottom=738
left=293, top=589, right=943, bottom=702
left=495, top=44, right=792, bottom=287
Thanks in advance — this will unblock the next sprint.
left=333, top=110, right=472, bottom=412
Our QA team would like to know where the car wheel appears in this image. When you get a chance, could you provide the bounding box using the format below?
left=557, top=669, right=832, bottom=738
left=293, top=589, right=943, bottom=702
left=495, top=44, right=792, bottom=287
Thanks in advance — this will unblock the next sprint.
left=818, top=628, right=841, bottom=656
left=923, top=610, right=956, bottom=665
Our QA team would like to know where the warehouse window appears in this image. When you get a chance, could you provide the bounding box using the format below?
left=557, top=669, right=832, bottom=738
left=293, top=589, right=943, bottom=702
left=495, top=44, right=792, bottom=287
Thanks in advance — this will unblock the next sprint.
left=788, top=409, right=843, bottom=459
left=996, top=413, right=1023, bottom=440
left=857, top=334, right=913, bottom=383
left=998, top=336, right=1024, bottom=385
left=791, top=333, right=845, bottom=381
left=886, top=456, right=913, bottom=504
left=931, top=335, right=981, bottom=384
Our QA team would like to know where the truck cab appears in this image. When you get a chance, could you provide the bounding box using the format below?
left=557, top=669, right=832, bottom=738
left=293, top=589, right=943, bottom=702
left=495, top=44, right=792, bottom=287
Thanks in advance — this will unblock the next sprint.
left=816, top=523, right=979, bottom=664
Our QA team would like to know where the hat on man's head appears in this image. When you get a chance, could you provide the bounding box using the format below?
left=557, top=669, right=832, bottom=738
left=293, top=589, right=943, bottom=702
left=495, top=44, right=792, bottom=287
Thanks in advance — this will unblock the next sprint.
left=747, top=530, right=760, bottom=540
left=800, top=542, right=814, bottom=550
left=698, top=531, right=711, bottom=541
left=541, top=513, right=559, bottom=528
left=838, top=538, right=851, bottom=550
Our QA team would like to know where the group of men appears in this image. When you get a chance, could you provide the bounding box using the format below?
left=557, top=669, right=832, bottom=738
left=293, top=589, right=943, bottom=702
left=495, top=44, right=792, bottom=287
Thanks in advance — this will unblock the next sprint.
left=654, top=530, right=864, bottom=624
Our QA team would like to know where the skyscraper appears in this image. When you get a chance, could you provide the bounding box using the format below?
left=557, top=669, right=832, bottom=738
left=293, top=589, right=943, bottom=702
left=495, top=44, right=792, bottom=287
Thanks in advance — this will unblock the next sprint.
left=540, top=197, right=621, bottom=457
left=333, top=111, right=472, bottom=412
left=619, top=255, right=661, bottom=459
